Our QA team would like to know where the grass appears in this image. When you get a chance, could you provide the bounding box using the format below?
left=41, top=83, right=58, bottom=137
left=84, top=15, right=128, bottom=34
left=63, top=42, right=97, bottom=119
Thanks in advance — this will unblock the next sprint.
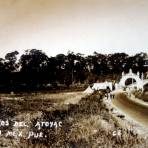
left=0, top=91, right=147, bottom=147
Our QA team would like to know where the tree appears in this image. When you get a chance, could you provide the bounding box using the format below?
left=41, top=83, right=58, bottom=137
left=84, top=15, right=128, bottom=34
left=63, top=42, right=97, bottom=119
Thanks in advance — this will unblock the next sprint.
left=108, top=53, right=128, bottom=73
left=133, top=52, right=147, bottom=73
left=5, top=51, right=19, bottom=72
left=19, top=49, right=50, bottom=88
left=86, top=52, right=107, bottom=75
left=63, top=51, right=76, bottom=86
left=0, top=58, right=6, bottom=73
left=55, top=54, right=67, bottom=84
left=20, top=49, right=49, bottom=73
left=74, top=53, right=87, bottom=83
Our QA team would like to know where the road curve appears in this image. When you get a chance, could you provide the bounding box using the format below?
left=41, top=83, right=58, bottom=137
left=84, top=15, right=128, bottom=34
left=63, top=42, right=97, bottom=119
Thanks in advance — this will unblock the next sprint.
left=112, top=93, right=148, bottom=127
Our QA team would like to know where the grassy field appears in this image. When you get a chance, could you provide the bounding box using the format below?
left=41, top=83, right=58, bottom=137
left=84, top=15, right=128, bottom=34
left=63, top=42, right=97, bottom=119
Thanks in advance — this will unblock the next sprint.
left=0, top=91, right=147, bottom=147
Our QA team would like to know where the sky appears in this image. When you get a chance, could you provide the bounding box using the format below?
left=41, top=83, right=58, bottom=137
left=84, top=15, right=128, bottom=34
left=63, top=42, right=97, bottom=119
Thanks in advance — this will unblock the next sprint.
left=0, top=0, right=148, bottom=58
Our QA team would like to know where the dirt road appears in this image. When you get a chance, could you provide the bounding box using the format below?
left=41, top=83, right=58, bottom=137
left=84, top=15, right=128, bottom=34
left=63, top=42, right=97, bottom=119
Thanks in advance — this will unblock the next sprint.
left=112, top=93, right=148, bottom=127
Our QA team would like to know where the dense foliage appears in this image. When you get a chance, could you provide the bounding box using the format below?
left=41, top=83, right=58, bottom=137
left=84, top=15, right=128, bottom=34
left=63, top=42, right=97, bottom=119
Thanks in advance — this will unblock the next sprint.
left=0, top=49, right=147, bottom=92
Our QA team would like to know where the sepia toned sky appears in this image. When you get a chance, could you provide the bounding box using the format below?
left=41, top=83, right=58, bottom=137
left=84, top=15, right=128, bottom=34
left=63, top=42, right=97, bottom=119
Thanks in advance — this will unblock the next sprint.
left=0, top=0, right=148, bottom=57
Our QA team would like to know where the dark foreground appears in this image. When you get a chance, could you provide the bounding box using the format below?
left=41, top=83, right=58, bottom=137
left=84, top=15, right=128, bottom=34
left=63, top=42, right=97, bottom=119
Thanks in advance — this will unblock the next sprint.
left=0, top=91, right=147, bottom=148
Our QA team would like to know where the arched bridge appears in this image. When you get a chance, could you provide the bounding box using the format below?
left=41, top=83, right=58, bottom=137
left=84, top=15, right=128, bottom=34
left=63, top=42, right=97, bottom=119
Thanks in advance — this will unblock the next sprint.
left=118, top=69, right=148, bottom=91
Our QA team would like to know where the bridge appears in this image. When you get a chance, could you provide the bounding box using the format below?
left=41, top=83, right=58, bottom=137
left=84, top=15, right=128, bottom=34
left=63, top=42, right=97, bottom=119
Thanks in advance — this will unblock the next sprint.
left=84, top=69, right=148, bottom=94
left=117, top=69, right=148, bottom=91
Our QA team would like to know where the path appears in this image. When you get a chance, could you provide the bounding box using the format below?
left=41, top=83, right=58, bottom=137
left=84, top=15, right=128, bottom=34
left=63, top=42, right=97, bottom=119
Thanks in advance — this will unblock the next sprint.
left=112, top=92, right=148, bottom=127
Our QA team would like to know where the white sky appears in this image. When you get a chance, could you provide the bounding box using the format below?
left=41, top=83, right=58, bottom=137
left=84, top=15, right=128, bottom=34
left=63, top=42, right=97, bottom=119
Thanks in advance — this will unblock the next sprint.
left=0, top=0, right=148, bottom=58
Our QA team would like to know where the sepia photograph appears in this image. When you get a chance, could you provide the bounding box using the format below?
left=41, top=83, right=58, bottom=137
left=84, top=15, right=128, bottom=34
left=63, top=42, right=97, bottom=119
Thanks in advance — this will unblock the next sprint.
left=0, top=0, right=148, bottom=147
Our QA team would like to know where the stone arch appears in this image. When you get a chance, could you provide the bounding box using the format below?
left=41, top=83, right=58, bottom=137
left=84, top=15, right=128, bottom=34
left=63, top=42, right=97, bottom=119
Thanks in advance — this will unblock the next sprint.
left=119, top=70, right=143, bottom=90
left=124, top=77, right=136, bottom=86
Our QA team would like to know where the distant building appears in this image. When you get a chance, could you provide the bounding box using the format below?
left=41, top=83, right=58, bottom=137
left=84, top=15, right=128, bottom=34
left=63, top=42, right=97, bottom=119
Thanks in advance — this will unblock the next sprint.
left=92, top=81, right=113, bottom=91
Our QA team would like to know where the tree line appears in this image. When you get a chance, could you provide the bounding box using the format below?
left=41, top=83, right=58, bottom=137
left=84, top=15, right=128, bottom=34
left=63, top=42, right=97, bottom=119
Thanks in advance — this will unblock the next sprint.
left=0, top=49, right=147, bottom=92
